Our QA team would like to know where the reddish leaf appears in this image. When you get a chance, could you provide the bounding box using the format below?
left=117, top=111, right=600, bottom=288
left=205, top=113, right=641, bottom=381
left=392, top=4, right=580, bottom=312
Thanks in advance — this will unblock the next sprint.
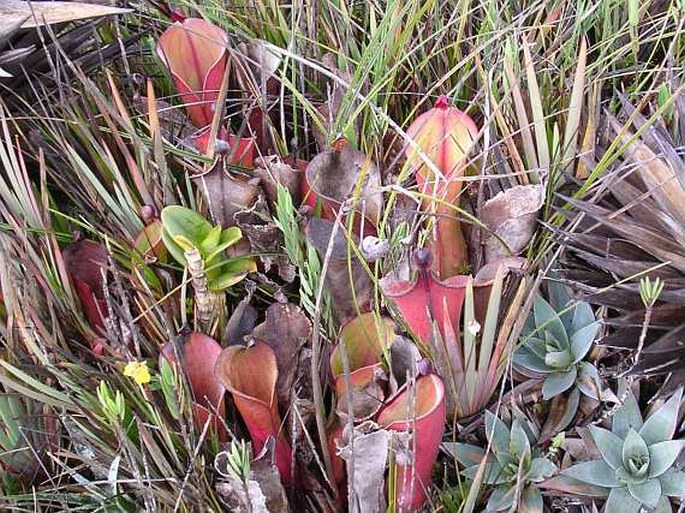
left=405, top=96, right=478, bottom=277
left=377, top=374, right=447, bottom=512
left=160, top=332, right=227, bottom=442
left=381, top=249, right=469, bottom=346
left=215, top=341, right=293, bottom=485
left=252, top=302, right=311, bottom=408
left=326, top=418, right=347, bottom=497
left=192, top=126, right=257, bottom=166
left=61, top=239, right=108, bottom=334
left=540, top=475, right=609, bottom=498
left=134, top=219, right=166, bottom=262
left=157, top=18, right=228, bottom=128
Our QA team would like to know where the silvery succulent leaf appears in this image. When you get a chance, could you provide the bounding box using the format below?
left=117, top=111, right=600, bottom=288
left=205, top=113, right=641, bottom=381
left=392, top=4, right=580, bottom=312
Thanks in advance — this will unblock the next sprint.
left=621, top=429, right=650, bottom=475
left=462, top=458, right=507, bottom=485
left=525, top=337, right=548, bottom=359
left=604, top=486, right=641, bottom=513
left=519, top=484, right=544, bottom=513
left=548, top=281, right=574, bottom=331
left=639, top=388, right=683, bottom=445
left=452, top=442, right=485, bottom=467
left=514, top=348, right=551, bottom=374
left=652, top=496, right=673, bottom=513
left=612, top=383, right=644, bottom=438
left=526, top=457, right=557, bottom=482
left=659, top=470, right=685, bottom=496
left=647, top=440, right=685, bottom=478
left=544, top=349, right=573, bottom=370
left=533, top=295, right=568, bottom=346
left=571, top=300, right=596, bottom=333
left=577, top=361, right=602, bottom=399
left=486, top=484, right=515, bottom=512
left=509, top=418, right=531, bottom=463
left=589, top=426, right=623, bottom=470
left=542, top=367, right=577, bottom=400
left=562, top=460, right=621, bottom=488
left=485, top=411, right=510, bottom=464
left=569, top=321, right=599, bottom=363
left=627, top=478, right=661, bottom=507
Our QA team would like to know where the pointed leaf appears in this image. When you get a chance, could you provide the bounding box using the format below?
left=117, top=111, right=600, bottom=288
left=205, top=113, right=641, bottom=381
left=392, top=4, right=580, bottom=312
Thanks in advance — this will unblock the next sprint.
left=484, top=411, right=511, bottom=463
left=562, top=460, right=621, bottom=488
left=622, top=429, right=649, bottom=469
left=613, top=385, right=643, bottom=437
left=544, top=349, right=573, bottom=370
left=542, top=368, right=577, bottom=400
left=509, top=418, right=531, bottom=462
left=604, top=486, right=642, bottom=513
left=533, top=294, right=568, bottom=346
left=519, top=485, right=543, bottom=513
left=659, top=470, right=685, bottom=496
left=526, top=457, right=557, bottom=482
left=486, top=485, right=515, bottom=512
left=652, top=496, right=674, bottom=513
left=627, top=478, right=661, bottom=507
left=449, top=442, right=485, bottom=467
left=462, top=459, right=506, bottom=485
left=648, top=441, right=685, bottom=478
left=569, top=321, right=599, bottom=362
left=577, top=361, right=602, bottom=400
left=514, top=348, right=551, bottom=373
left=571, top=301, right=596, bottom=332
left=640, top=389, right=683, bottom=445
left=539, top=475, right=609, bottom=498
left=589, top=426, right=623, bottom=469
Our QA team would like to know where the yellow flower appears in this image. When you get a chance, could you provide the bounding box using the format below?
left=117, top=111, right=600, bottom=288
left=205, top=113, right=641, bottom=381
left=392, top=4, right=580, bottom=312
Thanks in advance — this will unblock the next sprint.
left=123, top=360, right=151, bottom=385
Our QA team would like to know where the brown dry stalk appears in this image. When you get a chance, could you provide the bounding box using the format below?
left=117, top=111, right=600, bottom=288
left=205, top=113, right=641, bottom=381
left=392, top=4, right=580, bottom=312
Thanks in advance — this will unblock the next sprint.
left=184, top=248, right=218, bottom=329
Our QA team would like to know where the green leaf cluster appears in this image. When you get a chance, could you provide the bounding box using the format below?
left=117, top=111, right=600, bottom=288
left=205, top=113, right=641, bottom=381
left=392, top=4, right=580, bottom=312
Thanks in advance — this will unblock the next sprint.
left=514, top=285, right=600, bottom=400
left=562, top=388, right=685, bottom=512
left=160, top=205, right=254, bottom=292
left=454, top=411, right=556, bottom=512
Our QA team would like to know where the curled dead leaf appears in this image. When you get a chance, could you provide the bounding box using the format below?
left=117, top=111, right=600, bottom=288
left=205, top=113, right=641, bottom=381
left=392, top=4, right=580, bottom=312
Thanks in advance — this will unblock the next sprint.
left=480, top=184, right=544, bottom=263
left=252, top=301, right=312, bottom=408
left=305, top=146, right=383, bottom=230
left=305, top=217, right=372, bottom=322
left=192, top=158, right=261, bottom=228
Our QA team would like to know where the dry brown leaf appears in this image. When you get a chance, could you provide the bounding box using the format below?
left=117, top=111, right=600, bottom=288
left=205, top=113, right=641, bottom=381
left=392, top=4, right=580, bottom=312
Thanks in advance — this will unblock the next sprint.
left=481, top=184, right=544, bottom=263
left=608, top=115, right=685, bottom=227
left=192, top=158, right=260, bottom=228
left=338, top=424, right=390, bottom=513
left=305, top=217, right=372, bottom=323
left=0, top=1, right=129, bottom=29
left=252, top=301, right=312, bottom=407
